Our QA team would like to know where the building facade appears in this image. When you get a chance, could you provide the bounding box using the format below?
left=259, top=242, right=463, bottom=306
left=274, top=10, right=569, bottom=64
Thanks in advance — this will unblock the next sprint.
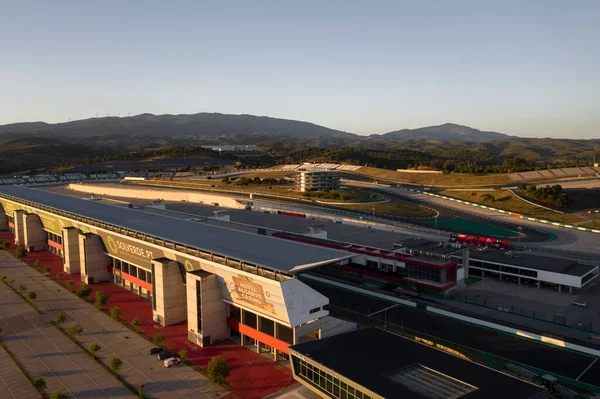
left=0, top=185, right=355, bottom=361
left=295, top=171, right=340, bottom=192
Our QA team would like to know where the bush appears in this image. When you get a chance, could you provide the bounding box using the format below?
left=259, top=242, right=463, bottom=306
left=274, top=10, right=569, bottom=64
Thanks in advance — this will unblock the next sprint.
left=153, top=333, right=166, bottom=346
left=207, top=356, right=231, bottom=385
left=18, top=284, right=26, bottom=293
left=57, top=272, right=63, bottom=277
left=138, top=383, right=145, bottom=399
left=50, top=390, right=70, bottom=399
left=42, top=266, right=51, bottom=273
left=32, top=377, right=46, bottom=392
left=33, top=259, right=40, bottom=268
left=1, top=241, right=10, bottom=250
left=89, top=342, right=101, bottom=359
left=66, top=280, right=74, bottom=290
left=76, top=285, right=92, bottom=298
left=178, top=348, right=188, bottom=361
left=15, top=246, right=27, bottom=261
left=109, top=306, right=121, bottom=320
left=0, top=275, right=5, bottom=281
left=110, top=356, right=122, bottom=372
left=95, top=291, right=110, bottom=309
left=131, top=316, right=140, bottom=329
left=55, top=312, right=66, bottom=324
left=25, top=291, right=37, bottom=302
left=67, top=323, right=83, bottom=336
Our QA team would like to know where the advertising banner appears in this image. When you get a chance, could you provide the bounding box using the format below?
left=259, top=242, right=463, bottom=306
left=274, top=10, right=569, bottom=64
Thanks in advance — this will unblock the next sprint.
left=216, top=266, right=288, bottom=324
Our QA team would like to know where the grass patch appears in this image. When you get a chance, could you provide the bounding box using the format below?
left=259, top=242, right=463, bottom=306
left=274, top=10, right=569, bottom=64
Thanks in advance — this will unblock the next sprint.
left=465, top=276, right=483, bottom=286
left=440, top=190, right=584, bottom=224
left=349, top=167, right=512, bottom=187
left=345, top=198, right=436, bottom=218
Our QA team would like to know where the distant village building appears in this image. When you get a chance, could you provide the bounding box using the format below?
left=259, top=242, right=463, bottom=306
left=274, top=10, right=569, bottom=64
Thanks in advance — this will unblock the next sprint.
left=295, top=170, right=340, bottom=192
left=201, top=145, right=258, bottom=152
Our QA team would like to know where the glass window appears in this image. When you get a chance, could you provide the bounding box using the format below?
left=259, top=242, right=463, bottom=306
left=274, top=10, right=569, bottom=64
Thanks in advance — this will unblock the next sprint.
left=333, top=385, right=340, bottom=396
left=326, top=381, right=333, bottom=392
left=130, top=265, right=137, bottom=278
left=138, top=269, right=146, bottom=282
left=122, top=262, right=129, bottom=274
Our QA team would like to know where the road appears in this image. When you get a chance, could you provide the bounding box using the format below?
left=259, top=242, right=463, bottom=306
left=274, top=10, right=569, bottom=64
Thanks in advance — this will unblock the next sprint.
left=302, top=278, right=600, bottom=387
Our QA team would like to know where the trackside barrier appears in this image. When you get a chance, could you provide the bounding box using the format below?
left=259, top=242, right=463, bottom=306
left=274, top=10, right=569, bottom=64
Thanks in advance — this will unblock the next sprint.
left=300, top=274, right=417, bottom=308
left=426, top=306, right=600, bottom=358
left=404, top=188, right=600, bottom=234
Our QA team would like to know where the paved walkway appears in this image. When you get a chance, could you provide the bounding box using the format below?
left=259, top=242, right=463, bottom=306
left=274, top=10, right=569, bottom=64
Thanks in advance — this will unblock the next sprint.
left=0, top=251, right=225, bottom=399
left=0, top=280, right=136, bottom=399
left=0, top=345, right=41, bottom=399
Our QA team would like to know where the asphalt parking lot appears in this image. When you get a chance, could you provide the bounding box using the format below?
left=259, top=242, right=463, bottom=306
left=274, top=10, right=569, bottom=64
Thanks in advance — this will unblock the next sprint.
left=304, top=279, right=600, bottom=386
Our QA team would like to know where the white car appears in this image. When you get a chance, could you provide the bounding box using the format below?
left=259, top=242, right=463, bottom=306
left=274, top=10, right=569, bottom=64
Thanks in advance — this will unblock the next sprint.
left=163, top=357, right=181, bottom=368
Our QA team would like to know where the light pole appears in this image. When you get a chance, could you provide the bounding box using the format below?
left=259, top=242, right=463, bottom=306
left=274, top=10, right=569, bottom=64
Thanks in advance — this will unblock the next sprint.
left=372, top=206, right=375, bottom=219
left=517, top=226, right=522, bottom=244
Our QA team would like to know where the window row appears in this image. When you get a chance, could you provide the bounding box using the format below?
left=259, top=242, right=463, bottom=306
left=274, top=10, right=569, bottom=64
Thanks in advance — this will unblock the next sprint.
left=470, top=261, right=538, bottom=278
left=46, top=231, right=63, bottom=244
left=112, top=258, right=152, bottom=283
left=292, top=356, right=373, bottom=399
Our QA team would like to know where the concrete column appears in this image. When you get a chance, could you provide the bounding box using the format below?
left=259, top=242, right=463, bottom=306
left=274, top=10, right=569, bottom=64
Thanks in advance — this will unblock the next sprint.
left=273, top=324, right=279, bottom=361
left=13, top=210, right=27, bottom=246
left=240, top=309, right=245, bottom=346
left=62, top=227, right=81, bottom=274
left=79, top=233, right=110, bottom=284
left=517, top=277, right=521, bottom=285
left=152, top=258, right=186, bottom=326
left=569, top=286, right=573, bottom=294
left=256, top=317, right=262, bottom=353
left=0, top=204, right=7, bottom=231
left=186, top=271, right=228, bottom=347
left=23, top=214, right=47, bottom=252
left=558, top=285, right=562, bottom=293
left=463, top=247, right=470, bottom=277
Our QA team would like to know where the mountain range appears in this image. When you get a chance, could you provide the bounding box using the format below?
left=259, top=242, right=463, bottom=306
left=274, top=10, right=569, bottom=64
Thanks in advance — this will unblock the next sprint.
left=0, top=113, right=510, bottom=144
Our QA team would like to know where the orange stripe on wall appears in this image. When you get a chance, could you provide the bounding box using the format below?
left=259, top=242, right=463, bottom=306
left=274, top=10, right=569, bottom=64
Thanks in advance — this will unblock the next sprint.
left=227, top=318, right=291, bottom=354
left=8, top=222, right=14, bottom=228
left=107, top=266, right=152, bottom=291
left=47, top=240, right=63, bottom=251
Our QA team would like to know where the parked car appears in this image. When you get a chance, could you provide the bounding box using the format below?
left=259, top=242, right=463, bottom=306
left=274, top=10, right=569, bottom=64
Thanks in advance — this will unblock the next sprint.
left=164, top=357, right=181, bottom=368
left=148, top=347, right=162, bottom=355
left=157, top=351, right=175, bottom=360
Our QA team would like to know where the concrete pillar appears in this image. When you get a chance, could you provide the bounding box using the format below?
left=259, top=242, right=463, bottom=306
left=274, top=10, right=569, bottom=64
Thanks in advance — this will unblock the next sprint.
left=558, top=285, right=562, bottom=293
left=13, top=210, right=27, bottom=246
left=152, top=258, right=186, bottom=326
left=0, top=204, right=7, bottom=231
left=240, top=308, right=245, bottom=346
left=273, top=324, right=279, bottom=361
left=517, top=277, right=521, bottom=285
left=569, top=286, right=573, bottom=294
left=79, top=233, right=110, bottom=284
left=23, top=214, right=47, bottom=252
left=256, top=317, right=262, bottom=353
left=186, top=272, right=228, bottom=347
left=463, top=247, right=470, bottom=277
left=62, top=227, right=81, bottom=274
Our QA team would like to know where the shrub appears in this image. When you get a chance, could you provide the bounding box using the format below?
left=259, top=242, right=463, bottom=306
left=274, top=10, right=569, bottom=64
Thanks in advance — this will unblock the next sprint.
left=1, top=241, right=10, bottom=250
left=42, top=266, right=51, bottom=273
left=33, top=259, right=40, bottom=268
left=15, top=246, right=27, bottom=261
left=25, top=291, right=37, bottom=302
left=89, top=342, right=101, bottom=359
left=57, top=272, right=63, bottom=277
left=109, top=306, right=121, bottom=320
left=207, top=355, right=231, bottom=385
left=110, top=356, right=122, bottom=372
left=50, top=390, right=70, bottom=399
left=32, top=377, right=47, bottom=392
left=131, top=316, right=140, bottom=329
left=0, top=275, right=6, bottom=281
left=153, top=333, right=166, bottom=346
left=55, top=312, right=66, bottom=324
left=67, top=323, right=83, bottom=336
left=178, top=348, right=188, bottom=361
left=138, top=383, right=145, bottom=399
left=66, top=280, right=74, bottom=290
left=95, top=291, right=110, bottom=309
left=18, top=284, right=26, bottom=293
left=76, top=285, right=92, bottom=298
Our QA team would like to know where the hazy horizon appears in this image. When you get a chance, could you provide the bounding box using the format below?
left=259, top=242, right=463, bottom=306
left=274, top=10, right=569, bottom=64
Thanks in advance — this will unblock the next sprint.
left=1, top=1, right=599, bottom=139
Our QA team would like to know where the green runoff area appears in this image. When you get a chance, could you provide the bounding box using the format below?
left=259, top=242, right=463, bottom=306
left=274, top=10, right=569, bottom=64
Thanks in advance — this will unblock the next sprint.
left=440, top=189, right=600, bottom=229
left=135, top=171, right=436, bottom=218
left=422, top=217, right=519, bottom=239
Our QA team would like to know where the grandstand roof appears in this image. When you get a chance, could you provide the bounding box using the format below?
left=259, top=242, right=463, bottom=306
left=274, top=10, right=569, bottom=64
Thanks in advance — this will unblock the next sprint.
left=0, top=185, right=352, bottom=274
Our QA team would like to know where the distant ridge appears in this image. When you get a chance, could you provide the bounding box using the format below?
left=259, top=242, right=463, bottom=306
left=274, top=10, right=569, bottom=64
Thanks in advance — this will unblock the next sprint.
left=377, top=123, right=513, bottom=142
left=0, top=113, right=512, bottom=142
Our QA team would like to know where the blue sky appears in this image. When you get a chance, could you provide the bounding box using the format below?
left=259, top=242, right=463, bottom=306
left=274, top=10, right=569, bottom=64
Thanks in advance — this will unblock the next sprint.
left=1, top=0, right=598, bottom=137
